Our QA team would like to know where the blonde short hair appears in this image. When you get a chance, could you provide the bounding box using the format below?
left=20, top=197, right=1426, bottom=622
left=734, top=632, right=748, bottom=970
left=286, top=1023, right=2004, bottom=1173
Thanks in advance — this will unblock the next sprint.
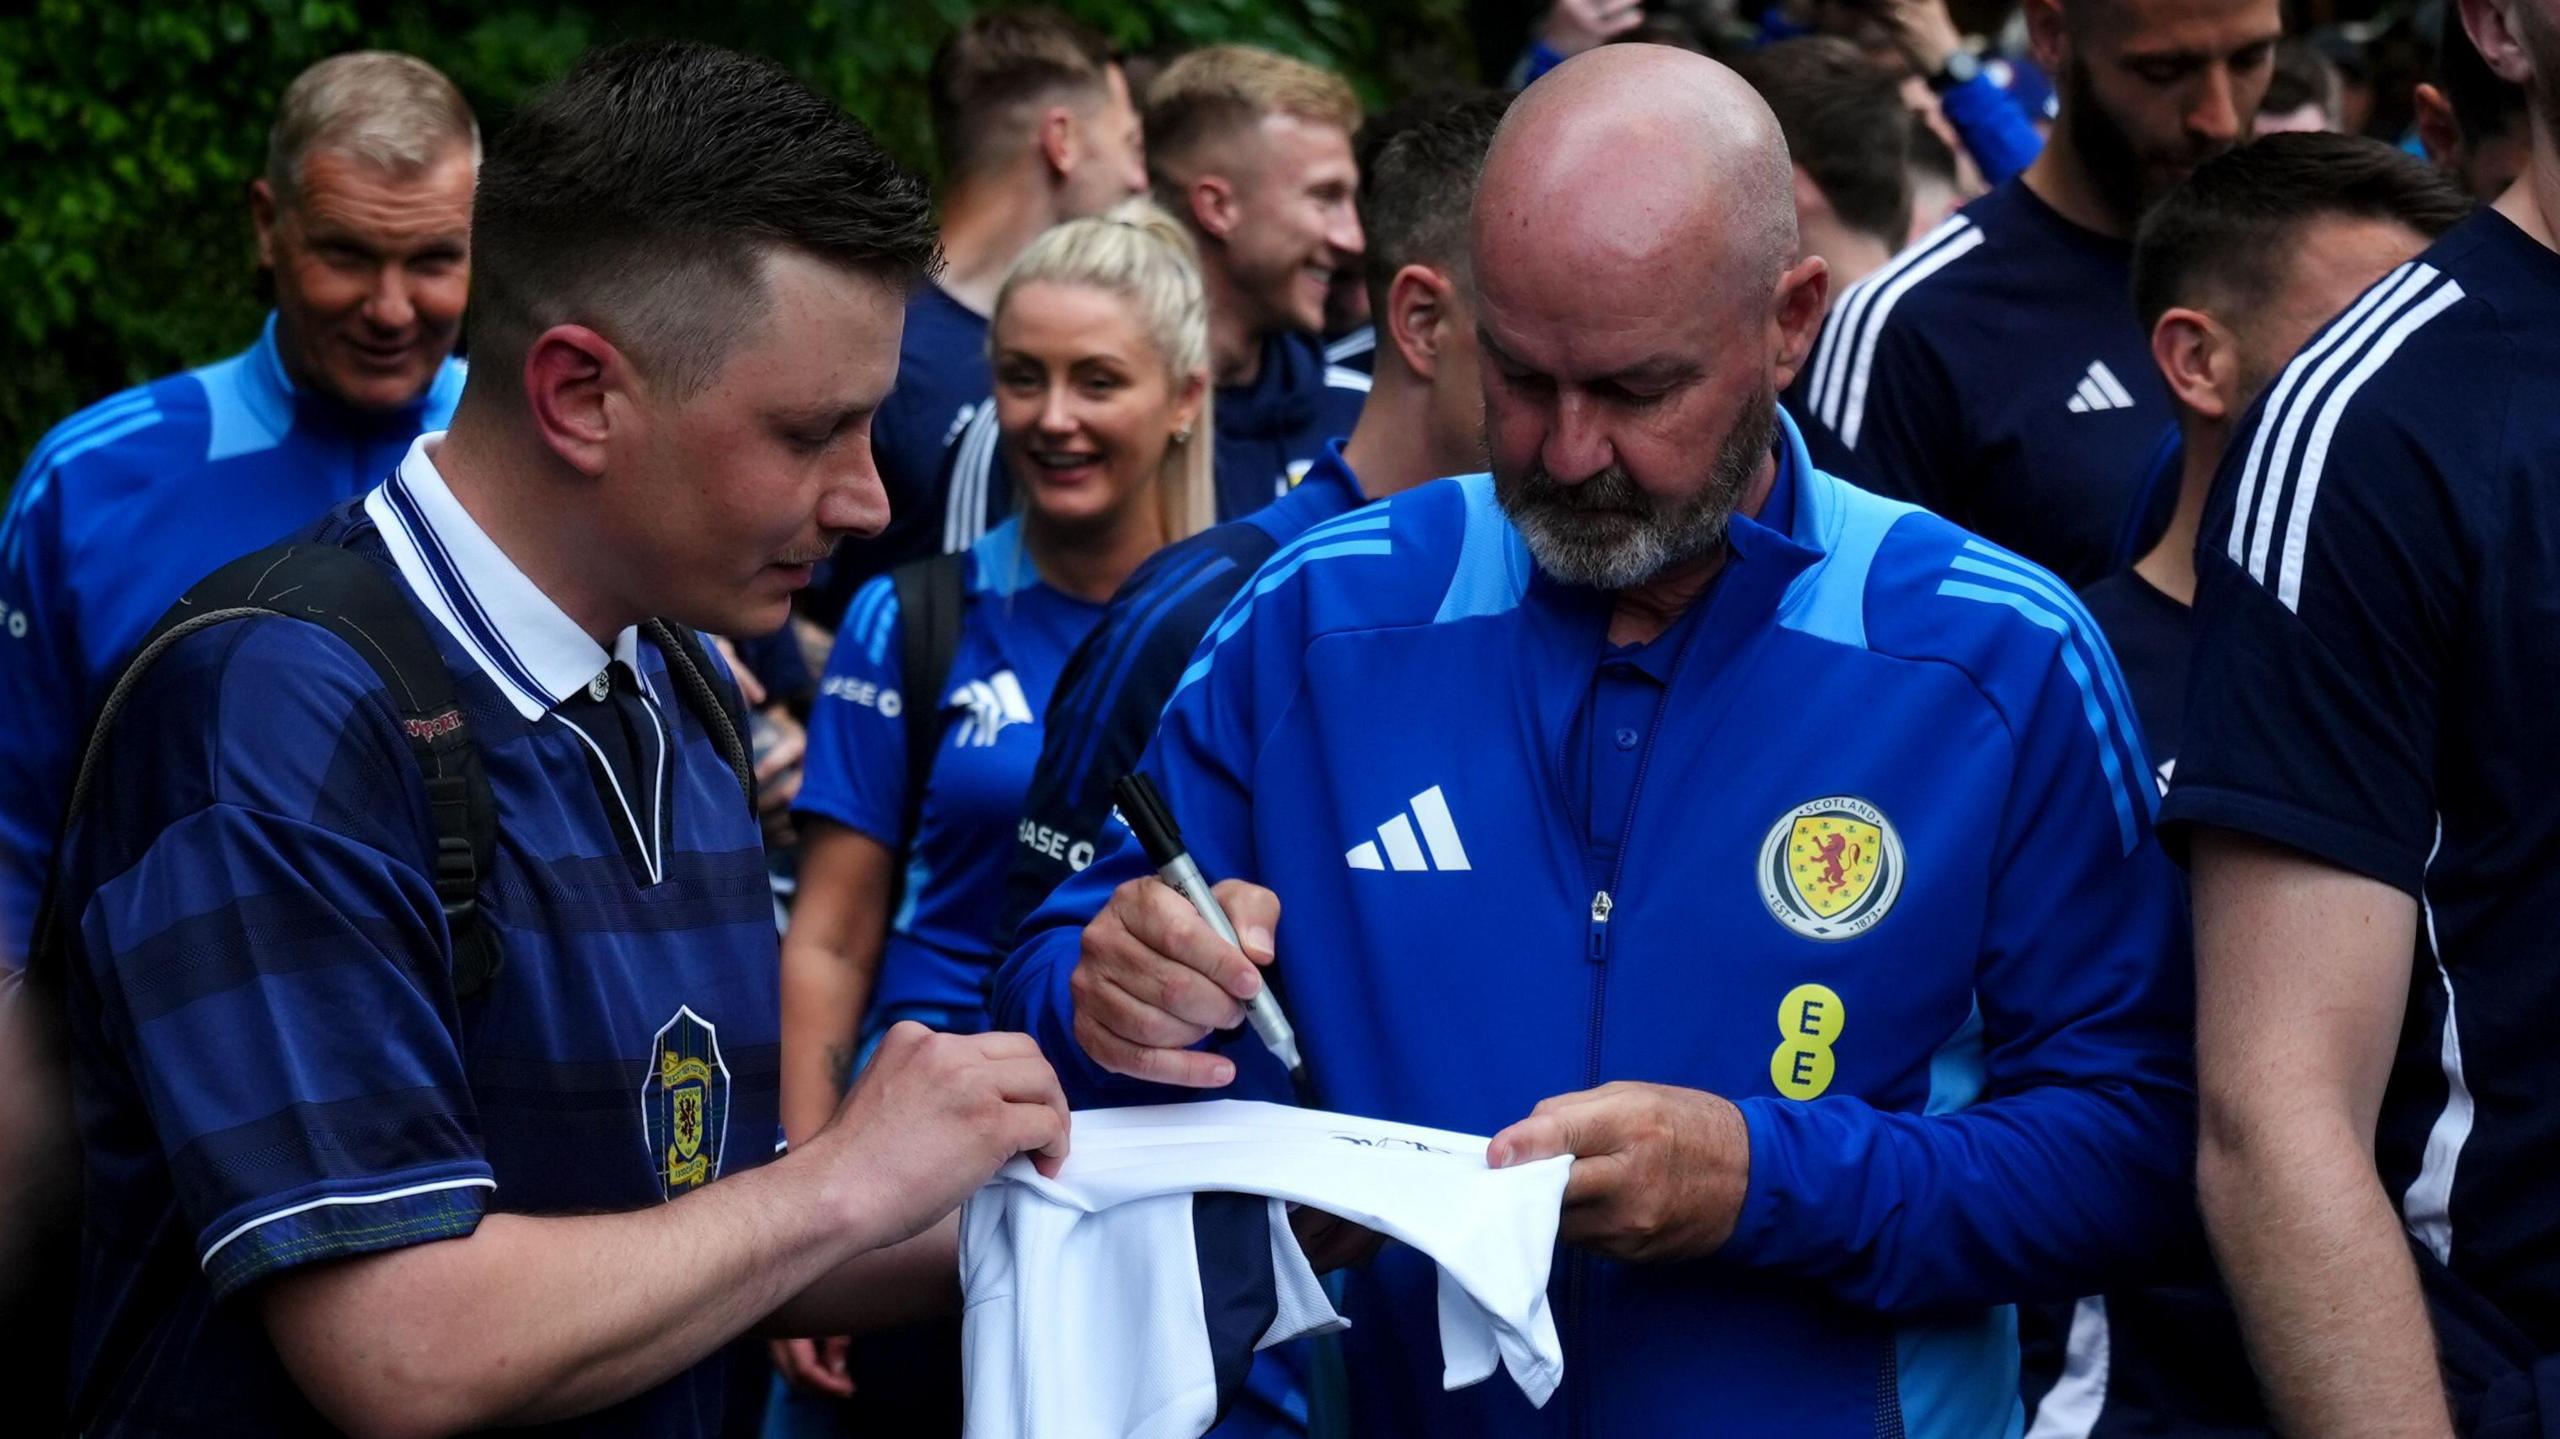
left=266, top=51, right=479, bottom=205
left=995, top=200, right=1216, bottom=544
left=1144, top=44, right=1360, bottom=180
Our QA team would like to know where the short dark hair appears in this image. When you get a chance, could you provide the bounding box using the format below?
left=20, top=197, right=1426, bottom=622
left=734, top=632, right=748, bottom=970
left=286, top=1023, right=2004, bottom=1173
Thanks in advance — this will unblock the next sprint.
left=1730, top=39, right=1912, bottom=255
left=2439, top=3, right=2527, bottom=145
left=1906, top=110, right=1959, bottom=189
left=928, top=9, right=1119, bottom=180
left=1354, top=90, right=1510, bottom=322
left=2132, top=132, right=2473, bottom=329
left=469, top=41, right=938, bottom=399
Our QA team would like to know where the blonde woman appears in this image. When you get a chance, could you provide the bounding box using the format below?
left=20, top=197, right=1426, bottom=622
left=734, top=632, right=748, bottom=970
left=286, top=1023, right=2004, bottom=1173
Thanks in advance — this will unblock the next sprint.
left=782, top=198, right=1214, bottom=1158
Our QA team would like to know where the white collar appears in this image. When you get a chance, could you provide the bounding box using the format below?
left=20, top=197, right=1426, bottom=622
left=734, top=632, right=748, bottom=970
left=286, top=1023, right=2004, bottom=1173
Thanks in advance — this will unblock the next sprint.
left=366, top=433, right=644, bottom=722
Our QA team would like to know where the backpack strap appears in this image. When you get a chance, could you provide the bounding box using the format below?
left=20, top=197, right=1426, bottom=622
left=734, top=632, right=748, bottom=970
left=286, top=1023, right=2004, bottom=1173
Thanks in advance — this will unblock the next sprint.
left=31, top=539, right=506, bottom=997
left=890, top=552, right=969, bottom=839
left=643, top=619, right=756, bottom=812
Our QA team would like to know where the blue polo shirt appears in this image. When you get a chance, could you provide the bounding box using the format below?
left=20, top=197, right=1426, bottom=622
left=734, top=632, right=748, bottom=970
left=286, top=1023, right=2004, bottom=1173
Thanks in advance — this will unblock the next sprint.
left=1787, top=180, right=2172, bottom=587
left=51, top=436, right=778, bottom=1436
left=803, top=283, right=992, bottom=628
left=0, top=314, right=464, bottom=962
left=797, top=519, right=1104, bottom=1032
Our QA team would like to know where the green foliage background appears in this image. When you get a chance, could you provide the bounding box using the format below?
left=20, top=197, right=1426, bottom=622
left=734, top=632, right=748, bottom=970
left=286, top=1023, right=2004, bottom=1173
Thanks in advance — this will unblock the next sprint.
left=0, top=0, right=1475, bottom=490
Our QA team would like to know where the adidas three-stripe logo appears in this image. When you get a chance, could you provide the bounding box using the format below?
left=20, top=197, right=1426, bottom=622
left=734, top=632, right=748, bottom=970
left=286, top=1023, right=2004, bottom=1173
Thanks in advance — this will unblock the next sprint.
left=1346, top=785, right=1471, bottom=872
left=2065, top=360, right=2137, bottom=414
left=2224, top=260, right=2466, bottom=613
left=1803, top=214, right=1985, bottom=450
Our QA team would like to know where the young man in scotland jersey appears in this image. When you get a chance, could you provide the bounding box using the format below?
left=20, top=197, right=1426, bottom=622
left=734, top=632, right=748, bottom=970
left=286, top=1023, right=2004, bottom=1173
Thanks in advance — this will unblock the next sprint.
left=2027, top=131, right=2468, bottom=1439
left=799, top=9, right=1147, bottom=623
left=1144, top=45, right=1371, bottom=521
left=2171, top=0, right=2560, bottom=1428
left=44, top=43, right=1069, bottom=1437
left=999, top=43, right=2192, bottom=1439
left=1789, top=0, right=2282, bottom=586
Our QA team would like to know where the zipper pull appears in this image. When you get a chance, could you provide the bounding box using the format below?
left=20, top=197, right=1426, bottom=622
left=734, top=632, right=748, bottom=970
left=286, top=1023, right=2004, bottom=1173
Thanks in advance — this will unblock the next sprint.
left=1588, top=890, right=1613, bottom=964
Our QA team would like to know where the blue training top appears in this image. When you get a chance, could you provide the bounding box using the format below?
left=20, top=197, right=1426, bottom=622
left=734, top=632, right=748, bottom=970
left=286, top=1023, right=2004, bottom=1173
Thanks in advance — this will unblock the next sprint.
left=998, top=441, right=1369, bottom=948
left=52, top=441, right=777, bottom=1436
left=0, top=314, right=464, bottom=962
left=997, top=408, right=2195, bottom=1438
left=797, top=518, right=1104, bottom=1030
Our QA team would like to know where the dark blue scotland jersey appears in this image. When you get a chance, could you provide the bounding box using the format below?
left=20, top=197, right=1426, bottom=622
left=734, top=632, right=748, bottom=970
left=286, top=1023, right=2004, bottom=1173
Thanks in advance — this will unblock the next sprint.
left=51, top=441, right=779, bottom=1436
left=1788, top=179, right=2171, bottom=588
left=2163, top=207, right=2560, bottom=1366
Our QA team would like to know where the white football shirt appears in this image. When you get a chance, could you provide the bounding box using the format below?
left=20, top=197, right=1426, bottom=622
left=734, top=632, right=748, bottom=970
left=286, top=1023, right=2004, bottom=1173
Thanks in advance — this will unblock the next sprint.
left=960, top=1101, right=1573, bottom=1438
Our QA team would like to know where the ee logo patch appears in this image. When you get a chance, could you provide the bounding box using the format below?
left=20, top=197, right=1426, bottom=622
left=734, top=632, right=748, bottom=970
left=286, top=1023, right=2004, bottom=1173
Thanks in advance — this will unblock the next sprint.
left=1770, top=982, right=1844, bottom=1100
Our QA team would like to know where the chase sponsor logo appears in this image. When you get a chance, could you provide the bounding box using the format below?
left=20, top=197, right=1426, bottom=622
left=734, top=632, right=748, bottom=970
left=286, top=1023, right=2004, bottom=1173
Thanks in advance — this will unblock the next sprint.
left=820, top=674, right=902, bottom=717
left=642, top=1006, right=730, bottom=1199
left=1758, top=796, right=1904, bottom=941
left=1017, top=818, right=1096, bottom=872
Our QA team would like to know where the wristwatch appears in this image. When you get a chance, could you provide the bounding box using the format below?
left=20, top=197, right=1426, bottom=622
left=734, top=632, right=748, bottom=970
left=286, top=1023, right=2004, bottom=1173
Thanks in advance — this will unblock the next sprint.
left=1926, top=49, right=1982, bottom=94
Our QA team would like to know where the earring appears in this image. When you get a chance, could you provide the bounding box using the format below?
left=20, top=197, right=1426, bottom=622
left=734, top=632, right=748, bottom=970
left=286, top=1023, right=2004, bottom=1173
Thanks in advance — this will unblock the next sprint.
left=1173, top=425, right=1193, bottom=444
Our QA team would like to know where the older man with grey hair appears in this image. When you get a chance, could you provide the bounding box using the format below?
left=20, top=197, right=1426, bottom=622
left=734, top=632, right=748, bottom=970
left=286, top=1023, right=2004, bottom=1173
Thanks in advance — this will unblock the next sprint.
left=999, top=41, right=2196, bottom=1436
left=0, top=50, right=478, bottom=966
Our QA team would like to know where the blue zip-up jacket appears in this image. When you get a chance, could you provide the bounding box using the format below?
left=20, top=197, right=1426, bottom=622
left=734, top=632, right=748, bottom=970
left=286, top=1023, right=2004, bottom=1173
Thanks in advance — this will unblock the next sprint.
left=995, top=411, right=2194, bottom=1437
left=0, top=315, right=464, bottom=961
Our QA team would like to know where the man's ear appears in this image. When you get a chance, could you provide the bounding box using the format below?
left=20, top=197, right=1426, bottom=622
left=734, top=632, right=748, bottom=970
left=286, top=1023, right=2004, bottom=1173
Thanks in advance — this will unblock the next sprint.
left=1383, top=264, right=1455, bottom=381
left=1769, top=255, right=1831, bottom=393
left=2151, top=307, right=2233, bottom=420
left=1038, top=104, right=1077, bottom=184
left=2412, top=83, right=2465, bottom=169
left=522, top=325, right=636, bottom=478
left=251, top=177, right=282, bottom=272
left=1186, top=172, right=1241, bottom=242
left=2024, top=0, right=2071, bottom=78
left=2461, top=0, right=2537, bottom=86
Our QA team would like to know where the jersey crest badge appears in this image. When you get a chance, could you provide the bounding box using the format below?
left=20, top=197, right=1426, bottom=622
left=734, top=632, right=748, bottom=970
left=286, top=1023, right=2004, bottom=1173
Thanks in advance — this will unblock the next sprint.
left=1759, top=797, right=1905, bottom=940
left=643, top=1006, right=731, bottom=1198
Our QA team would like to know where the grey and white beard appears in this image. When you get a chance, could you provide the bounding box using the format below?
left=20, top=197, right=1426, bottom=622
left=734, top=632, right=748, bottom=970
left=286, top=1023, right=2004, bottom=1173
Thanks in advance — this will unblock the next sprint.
left=1494, top=388, right=1778, bottom=590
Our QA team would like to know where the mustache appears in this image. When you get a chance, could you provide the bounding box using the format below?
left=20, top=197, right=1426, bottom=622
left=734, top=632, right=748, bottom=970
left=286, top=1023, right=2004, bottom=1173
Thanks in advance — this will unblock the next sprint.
left=775, top=539, right=840, bottom=567
left=1509, top=463, right=1652, bottom=515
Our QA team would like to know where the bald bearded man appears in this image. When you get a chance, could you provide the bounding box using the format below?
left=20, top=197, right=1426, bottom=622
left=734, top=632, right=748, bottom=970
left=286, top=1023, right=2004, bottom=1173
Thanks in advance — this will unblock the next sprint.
left=995, top=45, right=2194, bottom=1437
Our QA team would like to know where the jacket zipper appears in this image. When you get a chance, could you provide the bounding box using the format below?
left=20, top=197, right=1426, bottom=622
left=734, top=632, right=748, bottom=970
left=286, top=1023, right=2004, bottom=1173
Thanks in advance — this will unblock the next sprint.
left=1563, top=632, right=1689, bottom=1439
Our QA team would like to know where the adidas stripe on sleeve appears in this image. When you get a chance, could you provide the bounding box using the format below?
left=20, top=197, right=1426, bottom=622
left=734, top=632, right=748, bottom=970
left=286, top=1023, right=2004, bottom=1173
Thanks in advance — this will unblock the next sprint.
left=2165, top=257, right=2474, bottom=892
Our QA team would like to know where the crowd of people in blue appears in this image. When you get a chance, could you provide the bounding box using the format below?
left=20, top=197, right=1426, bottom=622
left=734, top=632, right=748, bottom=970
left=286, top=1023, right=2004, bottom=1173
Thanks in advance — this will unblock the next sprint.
left=1, top=0, right=2555, bottom=1433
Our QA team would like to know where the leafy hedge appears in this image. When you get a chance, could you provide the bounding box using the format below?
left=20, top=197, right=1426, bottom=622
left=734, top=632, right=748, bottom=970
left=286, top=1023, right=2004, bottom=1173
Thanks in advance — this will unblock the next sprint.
left=0, top=0, right=1473, bottom=488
